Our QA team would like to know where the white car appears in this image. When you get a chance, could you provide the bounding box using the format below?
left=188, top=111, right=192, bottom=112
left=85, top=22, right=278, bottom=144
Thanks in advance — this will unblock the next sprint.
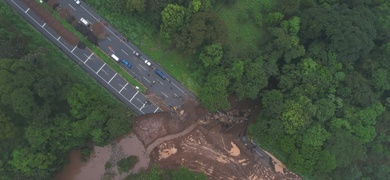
left=144, top=60, right=152, bottom=67
left=74, top=0, right=80, bottom=5
left=133, top=51, right=141, bottom=58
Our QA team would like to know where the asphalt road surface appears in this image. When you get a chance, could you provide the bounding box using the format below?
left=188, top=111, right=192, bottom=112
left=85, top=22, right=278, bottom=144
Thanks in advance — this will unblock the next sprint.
left=58, top=0, right=196, bottom=106
left=6, top=0, right=196, bottom=115
left=5, top=0, right=163, bottom=115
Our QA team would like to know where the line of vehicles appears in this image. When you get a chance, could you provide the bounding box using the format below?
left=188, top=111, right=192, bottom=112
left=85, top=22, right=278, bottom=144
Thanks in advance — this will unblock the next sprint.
left=111, top=51, right=166, bottom=80
left=73, top=0, right=167, bottom=81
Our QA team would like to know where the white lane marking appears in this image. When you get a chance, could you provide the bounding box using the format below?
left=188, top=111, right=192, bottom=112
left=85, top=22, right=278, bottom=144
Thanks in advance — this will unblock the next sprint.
left=96, top=63, right=105, bottom=73
left=121, top=49, right=128, bottom=55
left=174, top=93, right=178, bottom=97
left=41, top=23, right=46, bottom=27
left=108, top=73, right=117, bottom=83
left=71, top=46, right=77, bottom=52
left=80, top=5, right=100, bottom=21
left=57, top=36, right=61, bottom=41
left=161, top=91, right=168, bottom=98
left=10, top=1, right=160, bottom=114
left=68, top=4, right=76, bottom=10
left=171, top=82, right=186, bottom=95
left=101, top=69, right=109, bottom=75
left=84, top=53, right=93, bottom=64
left=157, top=79, right=164, bottom=85
left=130, top=91, right=139, bottom=102
left=140, top=101, right=148, bottom=110
left=136, top=98, right=143, bottom=104
left=154, top=107, right=159, bottom=113
left=119, top=83, right=128, bottom=93
left=79, top=5, right=138, bottom=53
left=143, top=77, right=150, bottom=83
left=25, top=8, right=29, bottom=13
left=106, top=37, right=111, bottom=41
left=139, top=64, right=146, bottom=71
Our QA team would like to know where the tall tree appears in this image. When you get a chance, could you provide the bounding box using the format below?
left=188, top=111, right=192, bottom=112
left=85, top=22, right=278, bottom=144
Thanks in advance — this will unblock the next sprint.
left=160, top=4, right=186, bottom=40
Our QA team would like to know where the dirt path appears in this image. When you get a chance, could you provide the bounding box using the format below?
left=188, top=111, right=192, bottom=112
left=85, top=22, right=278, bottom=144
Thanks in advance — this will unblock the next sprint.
left=146, top=124, right=196, bottom=154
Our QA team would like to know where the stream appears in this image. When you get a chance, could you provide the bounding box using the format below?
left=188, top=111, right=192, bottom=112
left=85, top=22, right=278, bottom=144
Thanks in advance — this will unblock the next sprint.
left=55, top=124, right=197, bottom=180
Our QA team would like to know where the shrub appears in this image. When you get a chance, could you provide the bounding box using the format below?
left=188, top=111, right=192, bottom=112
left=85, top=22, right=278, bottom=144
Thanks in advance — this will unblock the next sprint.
left=117, top=156, right=139, bottom=174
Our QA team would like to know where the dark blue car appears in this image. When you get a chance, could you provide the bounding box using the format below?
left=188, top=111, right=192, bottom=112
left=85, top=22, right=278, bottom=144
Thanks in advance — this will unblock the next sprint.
left=155, top=69, right=166, bottom=80
left=121, top=59, right=132, bottom=69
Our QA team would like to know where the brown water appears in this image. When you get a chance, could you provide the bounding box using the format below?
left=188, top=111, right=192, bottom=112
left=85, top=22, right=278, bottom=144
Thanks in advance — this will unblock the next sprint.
left=55, top=134, right=149, bottom=180
left=55, top=125, right=196, bottom=180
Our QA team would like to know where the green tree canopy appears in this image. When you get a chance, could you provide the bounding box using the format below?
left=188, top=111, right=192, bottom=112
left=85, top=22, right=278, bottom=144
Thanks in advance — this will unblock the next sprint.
left=160, top=4, right=186, bottom=40
left=199, top=43, right=223, bottom=67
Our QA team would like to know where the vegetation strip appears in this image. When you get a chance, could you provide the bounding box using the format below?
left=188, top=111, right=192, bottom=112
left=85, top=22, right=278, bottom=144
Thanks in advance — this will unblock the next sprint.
left=40, top=1, right=146, bottom=93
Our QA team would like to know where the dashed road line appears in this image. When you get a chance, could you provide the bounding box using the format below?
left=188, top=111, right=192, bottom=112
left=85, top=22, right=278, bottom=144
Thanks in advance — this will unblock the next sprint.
left=108, top=73, right=117, bottom=83
left=96, top=63, right=105, bottom=73
left=84, top=53, right=93, bottom=64
left=172, top=82, right=186, bottom=95
left=71, top=46, right=77, bottom=53
left=68, top=4, right=76, bottom=10
left=57, top=36, right=61, bottom=41
left=130, top=91, right=139, bottom=102
left=121, top=49, right=128, bottom=55
left=143, top=77, right=150, bottom=83
left=154, top=107, right=159, bottom=113
left=107, top=37, right=111, bottom=41
left=80, top=5, right=99, bottom=21
left=161, top=91, right=168, bottom=98
left=10, top=0, right=161, bottom=114
left=119, top=83, right=128, bottom=93
left=139, top=64, right=146, bottom=71
left=157, top=79, right=164, bottom=85
left=101, top=69, right=109, bottom=75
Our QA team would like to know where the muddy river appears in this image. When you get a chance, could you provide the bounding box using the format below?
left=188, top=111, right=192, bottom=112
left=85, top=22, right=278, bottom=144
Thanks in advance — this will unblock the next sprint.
left=55, top=133, right=149, bottom=180
left=55, top=124, right=197, bottom=180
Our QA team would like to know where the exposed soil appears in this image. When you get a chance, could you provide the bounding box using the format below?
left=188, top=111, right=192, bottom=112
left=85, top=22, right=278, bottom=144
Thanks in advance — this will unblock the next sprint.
left=22, top=0, right=79, bottom=46
left=56, top=96, right=299, bottom=179
left=91, top=22, right=107, bottom=40
left=132, top=97, right=300, bottom=180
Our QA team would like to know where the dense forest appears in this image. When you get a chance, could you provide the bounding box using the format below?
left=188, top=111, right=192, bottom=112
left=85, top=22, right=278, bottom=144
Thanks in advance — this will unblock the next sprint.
left=2, top=0, right=390, bottom=179
left=0, top=2, right=134, bottom=179
left=83, top=0, right=390, bottom=179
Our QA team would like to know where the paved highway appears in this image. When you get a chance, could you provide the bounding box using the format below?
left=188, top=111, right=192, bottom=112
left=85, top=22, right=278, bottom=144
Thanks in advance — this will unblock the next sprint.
left=58, top=0, right=196, bottom=107
left=5, top=0, right=163, bottom=115
left=5, top=0, right=196, bottom=115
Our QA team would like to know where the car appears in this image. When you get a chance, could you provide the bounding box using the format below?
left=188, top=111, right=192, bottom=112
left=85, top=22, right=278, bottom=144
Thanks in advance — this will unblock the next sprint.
left=111, top=54, right=119, bottom=62
left=80, top=18, right=90, bottom=27
left=121, top=59, right=132, bottom=68
left=144, top=60, right=152, bottom=67
left=74, top=0, right=80, bottom=5
left=155, top=69, right=166, bottom=80
left=133, top=51, right=141, bottom=58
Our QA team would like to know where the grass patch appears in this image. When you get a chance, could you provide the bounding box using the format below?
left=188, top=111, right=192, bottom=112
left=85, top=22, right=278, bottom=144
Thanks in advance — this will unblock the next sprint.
left=117, top=156, right=138, bottom=174
left=215, top=0, right=272, bottom=56
left=40, top=2, right=147, bottom=93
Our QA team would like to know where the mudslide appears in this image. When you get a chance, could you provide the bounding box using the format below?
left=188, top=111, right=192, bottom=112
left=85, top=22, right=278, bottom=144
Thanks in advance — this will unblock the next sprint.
left=146, top=124, right=197, bottom=154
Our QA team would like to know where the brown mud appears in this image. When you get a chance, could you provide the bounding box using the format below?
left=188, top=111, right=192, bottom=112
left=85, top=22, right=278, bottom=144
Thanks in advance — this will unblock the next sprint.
left=56, top=97, right=299, bottom=179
